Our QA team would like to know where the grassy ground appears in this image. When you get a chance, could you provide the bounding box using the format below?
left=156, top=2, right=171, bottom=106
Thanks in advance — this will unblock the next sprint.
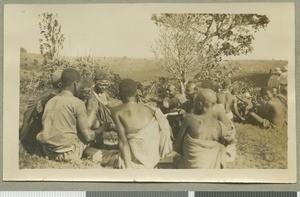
left=19, top=122, right=287, bottom=169
left=19, top=144, right=104, bottom=169
left=227, top=123, right=287, bottom=169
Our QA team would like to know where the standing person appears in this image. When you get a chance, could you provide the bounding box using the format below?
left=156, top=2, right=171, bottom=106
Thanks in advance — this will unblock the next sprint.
left=174, top=89, right=234, bottom=169
left=36, top=68, right=104, bottom=161
left=279, top=65, right=288, bottom=93
left=20, top=69, right=63, bottom=154
left=268, top=67, right=282, bottom=95
left=104, top=78, right=172, bottom=169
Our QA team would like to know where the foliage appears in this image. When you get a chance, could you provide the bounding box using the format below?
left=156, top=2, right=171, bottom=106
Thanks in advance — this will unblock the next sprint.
left=20, top=57, right=122, bottom=98
left=39, top=13, right=65, bottom=62
left=151, top=13, right=269, bottom=93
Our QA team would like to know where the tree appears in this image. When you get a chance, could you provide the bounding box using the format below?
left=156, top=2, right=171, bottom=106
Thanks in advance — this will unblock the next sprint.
left=39, top=13, right=65, bottom=62
left=151, top=14, right=269, bottom=93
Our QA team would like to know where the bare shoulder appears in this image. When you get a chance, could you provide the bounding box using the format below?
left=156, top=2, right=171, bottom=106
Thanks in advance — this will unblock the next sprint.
left=111, top=104, right=125, bottom=117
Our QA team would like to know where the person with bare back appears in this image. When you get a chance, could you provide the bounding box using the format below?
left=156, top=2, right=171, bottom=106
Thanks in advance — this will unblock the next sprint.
left=97, top=78, right=173, bottom=169
left=174, top=89, right=234, bottom=169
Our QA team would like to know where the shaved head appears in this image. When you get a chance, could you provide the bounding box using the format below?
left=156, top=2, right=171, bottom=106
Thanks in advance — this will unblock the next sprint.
left=194, top=88, right=217, bottom=114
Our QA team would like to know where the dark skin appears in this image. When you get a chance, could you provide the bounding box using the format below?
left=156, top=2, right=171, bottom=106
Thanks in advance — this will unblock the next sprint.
left=217, top=90, right=245, bottom=121
left=212, top=104, right=232, bottom=130
left=111, top=96, right=154, bottom=168
left=174, top=90, right=233, bottom=156
left=248, top=90, right=286, bottom=128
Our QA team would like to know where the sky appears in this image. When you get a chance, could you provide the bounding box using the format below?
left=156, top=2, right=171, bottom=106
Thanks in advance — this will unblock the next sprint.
left=5, top=3, right=294, bottom=60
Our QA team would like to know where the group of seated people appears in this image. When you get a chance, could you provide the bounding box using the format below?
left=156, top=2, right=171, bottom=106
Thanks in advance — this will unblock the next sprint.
left=19, top=66, right=287, bottom=169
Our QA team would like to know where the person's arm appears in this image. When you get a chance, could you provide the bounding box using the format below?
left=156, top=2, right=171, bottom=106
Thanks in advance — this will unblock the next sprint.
left=105, top=92, right=114, bottom=109
left=232, top=97, right=245, bottom=121
left=216, top=105, right=232, bottom=130
left=111, top=109, right=132, bottom=168
left=77, top=102, right=104, bottom=142
left=174, top=116, right=189, bottom=155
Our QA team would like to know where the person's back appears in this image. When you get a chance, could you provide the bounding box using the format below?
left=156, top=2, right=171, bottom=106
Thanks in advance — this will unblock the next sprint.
left=110, top=78, right=172, bottom=169
left=37, top=68, right=103, bottom=162
left=113, top=103, right=154, bottom=133
left=212, top=103, right=232, bottom=130
left=37, top=91, right=85, bottom=149
left=263, top=95, right=287, bottom=129
left=187, top=114, right=222, bottom=141
left=174, top=89, right=233, bottom=169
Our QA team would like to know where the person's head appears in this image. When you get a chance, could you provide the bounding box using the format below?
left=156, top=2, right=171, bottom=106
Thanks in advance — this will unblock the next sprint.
left=215, top=84, right=222, bottom=93
left=196, top=79, right=215, bottom=91
left=119, top=78, right=138, bottom=103
left=94, top=70, right=110, bottom=94
left=61, top=68, right=82, bottom=96
left=260, top=87, right=274, bottom=101
left=193, top=88, right=217, bottom=115
left=51, top=69, right=63, bottom=89
left=272, top=67, right=282, bottom=76
left=159, top=77, right=167, bottom=83
left=231, top=88, right=238, bottom=95
left=185, top=81, right=197, bottom=99
left=166, top=84, right=177, bottom=97
left=282, top=65, right=288, bottom=72
left=77, top=86, right=91, bottom=101
left=222, top=78, right=231, bottom=90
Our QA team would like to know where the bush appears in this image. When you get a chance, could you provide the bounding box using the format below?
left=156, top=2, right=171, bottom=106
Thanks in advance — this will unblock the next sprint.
left=20, top=57, right=122, bottom=98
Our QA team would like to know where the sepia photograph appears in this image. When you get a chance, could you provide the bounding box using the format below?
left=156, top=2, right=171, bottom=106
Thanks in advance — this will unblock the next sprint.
left=3, top=3, right=296, bottom=182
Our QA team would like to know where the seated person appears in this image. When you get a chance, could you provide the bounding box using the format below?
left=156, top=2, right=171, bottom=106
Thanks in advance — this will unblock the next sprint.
left=36, top=68, right=105, bottom=161
left=161, top=83, right=187, bottom=113
left=217, top=81, right=245, bottom=121
left=87, top=70, right=114, bottom=126
left=95, top=78, right=173, bottom=169
left=156, top=77, right=169, bottom=99
left=181, top=81, right=198, bottom=113
left=86, top=70, right=115, bottom=148
left=247, top=87, right=287, bottom=130
left=174, top=89, right=234, bottom=169
left=20, top=69, right=62, bottom=154
left=236, top=91, right=253, bottom=117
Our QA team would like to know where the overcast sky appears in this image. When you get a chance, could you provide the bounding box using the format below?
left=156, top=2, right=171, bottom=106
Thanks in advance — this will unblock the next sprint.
left=5, top=3, right=294, bottom=60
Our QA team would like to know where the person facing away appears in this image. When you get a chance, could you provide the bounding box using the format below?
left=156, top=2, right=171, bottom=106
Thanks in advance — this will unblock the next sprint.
left=36, top=68, right=104, bottom=162
left=174, top=88, right=234, bottom=169
left=107, top=78, right=172, bottom=169
left=20, top=69, right=63, bottom=154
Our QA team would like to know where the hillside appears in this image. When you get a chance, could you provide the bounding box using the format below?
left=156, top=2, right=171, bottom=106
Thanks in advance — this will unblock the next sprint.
left=20, top=51, right=288, bottom=87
